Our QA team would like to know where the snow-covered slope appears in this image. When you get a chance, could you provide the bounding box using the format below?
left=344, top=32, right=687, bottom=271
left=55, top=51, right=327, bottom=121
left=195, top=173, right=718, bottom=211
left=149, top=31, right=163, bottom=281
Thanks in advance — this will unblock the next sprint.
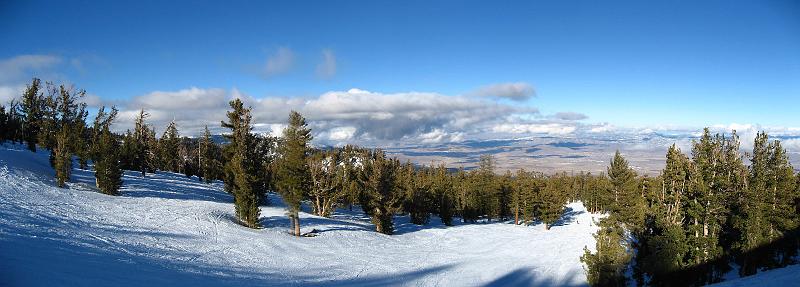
left=710, top=264, right=800, bottom=287
left=0, top=144, right=601, bottom=286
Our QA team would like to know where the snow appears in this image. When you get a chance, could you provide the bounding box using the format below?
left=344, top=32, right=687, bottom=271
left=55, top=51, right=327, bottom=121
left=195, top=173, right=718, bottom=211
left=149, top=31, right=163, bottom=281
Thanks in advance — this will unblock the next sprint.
left=710, top=264, right=800, bottom=287
left=0, top=143, right=601, bottom=286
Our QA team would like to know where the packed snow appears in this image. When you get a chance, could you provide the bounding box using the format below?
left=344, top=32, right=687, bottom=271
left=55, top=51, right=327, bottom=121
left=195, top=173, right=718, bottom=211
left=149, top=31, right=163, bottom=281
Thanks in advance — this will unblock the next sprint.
left=710, top=264, right=800, bottom=287
left=0, top=144, right=602, bottom=286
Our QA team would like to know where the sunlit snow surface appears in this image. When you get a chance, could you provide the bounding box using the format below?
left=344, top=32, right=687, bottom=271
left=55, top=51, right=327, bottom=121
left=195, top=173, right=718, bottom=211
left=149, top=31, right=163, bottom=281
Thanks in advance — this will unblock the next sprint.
left=0, top=144, right=604, bottom=286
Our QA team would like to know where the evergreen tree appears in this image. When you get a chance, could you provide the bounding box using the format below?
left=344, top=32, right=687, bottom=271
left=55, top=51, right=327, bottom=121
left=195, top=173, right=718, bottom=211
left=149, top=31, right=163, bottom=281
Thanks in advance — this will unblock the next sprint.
left=634, top=145, right=691, bottom=285
left=764, top=139, right=798, bottom=268
left=476, top=154, right=500, bottom=221
left=581, top=218, right=631, bottom=287
left=540, top=173, right=567, bottom=230
left=607, top=151, right=645, bottom=230
left=94, top=120, right=122, bottom=195
left=199, top=125, right=222, bottom=183
left=221, top=99, right=260, bottom=228
left=158, top=121, right=180, bottom=172
left=19, top=78, right=43, bottom=152
left=51, top=84, right=88, bottom=187
left=399, top=161, right=431, bottom=225
left=37, top=89, right=58, bottom=156
left=360, top=150, right=402, bottom=234
left=53, top=128, right=71, bottom=187
left=432, top=164, right=455, bottom=226
left=275, top=110, right=312, bottom=236
left=0, top=105, right=8, bottom=143
left=90, top=107, right=118, bottom=164
left=512, top=169, right=533, bottom=225
left=127, top=110, right=152, bottom=176
left=308, top=150, right=347, bottom=217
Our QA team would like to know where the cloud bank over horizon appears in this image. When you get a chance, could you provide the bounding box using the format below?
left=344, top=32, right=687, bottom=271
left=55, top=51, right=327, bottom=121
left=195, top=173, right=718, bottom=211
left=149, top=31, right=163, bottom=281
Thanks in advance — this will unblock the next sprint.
left=1, top=53, right=798, bottom=173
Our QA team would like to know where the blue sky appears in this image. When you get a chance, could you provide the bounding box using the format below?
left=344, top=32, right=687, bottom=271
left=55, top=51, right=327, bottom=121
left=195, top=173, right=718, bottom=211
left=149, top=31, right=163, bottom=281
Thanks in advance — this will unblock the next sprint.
left=1, top=0, right=799, bottom=141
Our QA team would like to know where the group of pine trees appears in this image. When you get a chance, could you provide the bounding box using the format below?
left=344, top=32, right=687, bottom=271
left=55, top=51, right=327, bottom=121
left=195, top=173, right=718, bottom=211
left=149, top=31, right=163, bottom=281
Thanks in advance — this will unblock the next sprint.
left=3, top=78, right=799, bottom=284
left=0, top=78, right=123, bottom=195
left=581, top=129, right=800, bottom=286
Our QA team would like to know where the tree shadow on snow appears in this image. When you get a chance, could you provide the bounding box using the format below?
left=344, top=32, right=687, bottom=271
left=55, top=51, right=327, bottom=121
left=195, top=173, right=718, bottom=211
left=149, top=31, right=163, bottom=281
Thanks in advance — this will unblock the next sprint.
left=69, top=168, right=233, bottom=204
left=550, top=206, right=585, bottom=228
left=259, top=215, right=372, bottom=234
left=481, top=267, right=587, bottom=287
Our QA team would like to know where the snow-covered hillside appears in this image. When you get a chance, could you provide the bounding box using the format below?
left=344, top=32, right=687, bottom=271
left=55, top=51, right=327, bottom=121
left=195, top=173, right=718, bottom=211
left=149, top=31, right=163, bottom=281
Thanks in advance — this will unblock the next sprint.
left=710, top=264, right=800, bottom=287
left=0, top=144, right=601, bottom=286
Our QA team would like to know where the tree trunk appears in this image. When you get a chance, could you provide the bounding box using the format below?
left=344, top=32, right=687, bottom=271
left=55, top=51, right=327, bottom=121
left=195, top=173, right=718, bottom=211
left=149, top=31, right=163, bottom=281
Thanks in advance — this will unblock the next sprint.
left=294, top=214, right=301, bottom=237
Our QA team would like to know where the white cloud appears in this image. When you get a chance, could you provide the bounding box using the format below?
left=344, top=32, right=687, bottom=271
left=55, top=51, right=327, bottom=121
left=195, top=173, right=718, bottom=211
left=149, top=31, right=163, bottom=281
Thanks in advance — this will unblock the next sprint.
left=80, top=93, right=104, bottom=108
left=0, top=85, right=24, bottom=105
left=0, top=55, right=62, bottom=83
left=492, top=123, right=576, bottom=135
left=113, top=87, right=538, bottom=144
left=263, top=47, right=295, bottom=77
left=419, top=129, right=465, bottom=144
left=554, top=112, right=588, bottom=121
left=588, top=123, right=615, bottom=133
left=316, top=49, right=337, bottom=79
left=132, top=87, right=227, bottom=110
left=327, top=126, right=356, bottom=141
left=468, top=82, right=535, bottom=101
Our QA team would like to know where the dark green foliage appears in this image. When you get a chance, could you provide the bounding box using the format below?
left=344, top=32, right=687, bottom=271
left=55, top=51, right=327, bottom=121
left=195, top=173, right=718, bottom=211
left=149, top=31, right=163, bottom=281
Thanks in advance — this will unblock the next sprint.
left=0, top=103, right=23, bottom=143
left=91, top=106, right=123, bottom=195
left=399, top=161, right=432, bottom=225
left=199, top=126, right=223, bottom=183
left=539, top=173, right=568, bottom=229
left=221, top=99, right=260, bottom=229
left=19, top=78, right=43, bottom=152
left=431, top=164, right=455, bottom=226
left=275, top=110, right=312, bottom=236
left=48, top=84, right=88, bottom=187
left=308, top=149, right=348, bottom=217
left=158, top=121, right=180, bottom=172
left=251, top=134, right=277, bottom=203
left=607, top=151, right=645, bottom=230
left=581, top=218, right=631, bottom=287
left=53, top=128, right=71, bottom=187
left=121, top=110, right=154, bottom=176
left=360, top=150, right=403, bottom=234
left=94, top=126, right=123, bottom=195
left=36, top=93, right=58, bottom=160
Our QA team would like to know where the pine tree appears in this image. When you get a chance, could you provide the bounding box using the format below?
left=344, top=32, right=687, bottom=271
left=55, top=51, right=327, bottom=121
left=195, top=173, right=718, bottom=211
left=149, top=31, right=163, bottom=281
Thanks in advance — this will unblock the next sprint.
left=221, top=99, right=260, bottom=228
left=607, top=150, right=645, bottom=230
left=275, top=110, right=312, bottom=236
left=19, top=78, right=43, bottom=152
left=581, top=217, right=631, bottom=287
left=540, top=173, right=567, bottom=230
left=476, top=154, right=500, bottom=221
left=0, top=105, right=8, bottom=143
left=512, top=169, right=532, bottom=225
left=50, top=84, right=88, bottom=187
left=308, top=150, right=347, bottom=218
left=199, top=125, right=222, bottom=183
left=399, top=161, right=431, bottom=225
left=764, top=139, right=798, bottom=267
left=94, top=123, right=123, bottom=195
left=360, top=150, right=402, bottom=234
left=432, top=164, right=455, bottom=226
left=145, top=127, right=159, bottom=173
left=128, top=109, right=151, bottom=176
left=159, top=121, right=180, bottom=172
left=37, top=89, right=58, bottom=156
left=635, top=144, right=691, bottom=284
left=53, top=127, right=71, bottom=187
